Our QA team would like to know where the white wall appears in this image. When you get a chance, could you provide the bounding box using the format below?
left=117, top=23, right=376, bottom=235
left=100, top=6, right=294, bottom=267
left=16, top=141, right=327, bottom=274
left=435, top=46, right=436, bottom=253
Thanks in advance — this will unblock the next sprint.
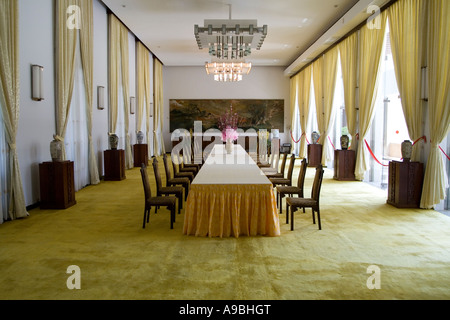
left=163, top=66, right=291, bottom=151
left=17, top=0, right=141, bottom=207
left=18, top=0, right=56, bottom=206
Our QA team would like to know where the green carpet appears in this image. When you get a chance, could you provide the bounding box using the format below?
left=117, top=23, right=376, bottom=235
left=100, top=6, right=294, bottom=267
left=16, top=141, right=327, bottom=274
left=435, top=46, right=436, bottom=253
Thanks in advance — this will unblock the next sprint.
left=1, top=158, right=450, bottom=300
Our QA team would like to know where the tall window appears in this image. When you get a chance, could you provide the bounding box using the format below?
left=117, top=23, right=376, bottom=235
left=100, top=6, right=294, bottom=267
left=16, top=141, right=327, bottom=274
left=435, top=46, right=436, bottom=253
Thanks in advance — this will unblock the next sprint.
left=331, top=53, right=346, bottom=166
left=0, top=103, right=9, bottom=223
left=65, top=36, right=90, bottom=191
left=436, top=131, right=450, bottom=212
left=365, top=23, right=410, bottom=188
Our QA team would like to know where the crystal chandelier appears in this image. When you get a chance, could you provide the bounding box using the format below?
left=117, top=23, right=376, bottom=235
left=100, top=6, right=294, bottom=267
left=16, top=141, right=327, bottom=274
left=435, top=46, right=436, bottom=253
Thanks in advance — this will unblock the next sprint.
left=205, top=61, right=252, bottom=82
left=194, top=5, right=267, bottom=60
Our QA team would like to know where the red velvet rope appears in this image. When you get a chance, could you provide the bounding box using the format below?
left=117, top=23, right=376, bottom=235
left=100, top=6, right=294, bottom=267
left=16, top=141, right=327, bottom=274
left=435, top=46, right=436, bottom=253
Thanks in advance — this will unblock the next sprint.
left=364, top=139, right=389, bottom=167
left=290, top=130, right=301, bottom=143
left=328, top=136, right=336, bottom=150
left=413, top=136, right=427, bottom=145
left=440, top=146, right=450, bottom=161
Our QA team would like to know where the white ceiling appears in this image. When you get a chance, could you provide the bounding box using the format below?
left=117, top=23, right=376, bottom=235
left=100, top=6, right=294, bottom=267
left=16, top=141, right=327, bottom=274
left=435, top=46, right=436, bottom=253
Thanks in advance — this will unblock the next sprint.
left=101, top=0, right=391, bottom=75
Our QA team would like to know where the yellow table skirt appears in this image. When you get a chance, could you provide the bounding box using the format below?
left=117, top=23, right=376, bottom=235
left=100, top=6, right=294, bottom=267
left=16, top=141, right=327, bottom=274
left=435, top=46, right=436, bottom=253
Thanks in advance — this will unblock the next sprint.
left=183, top=184, right=280, bottom=238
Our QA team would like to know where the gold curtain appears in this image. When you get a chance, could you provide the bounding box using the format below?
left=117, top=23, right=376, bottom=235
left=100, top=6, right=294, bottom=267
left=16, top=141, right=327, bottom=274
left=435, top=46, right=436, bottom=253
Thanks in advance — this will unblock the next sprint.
left=0, top=0, right=28, bottom=220
left=338, top=33, right=358, bottom=149
left=420, top=0, right=450, bottom=209
left=78, top=0, right=100, bottom=185
left=55, top=0, right=78, bottom=160
left=312, top=48, right=338, bottom=166
left=388, top=0, right=426, bottom=162
left=354, top=11, right=387, bottom=181
left=153, top=58, right=165, bottom=156
left=298, top=65, right=312, bottom=159
left=137, top=42, right=151, bottom=151
left=289, top=74, right=298, bottom=139
left=109, top=14, right=133, bottom=169
left=320, top=47, right=339, bottom=165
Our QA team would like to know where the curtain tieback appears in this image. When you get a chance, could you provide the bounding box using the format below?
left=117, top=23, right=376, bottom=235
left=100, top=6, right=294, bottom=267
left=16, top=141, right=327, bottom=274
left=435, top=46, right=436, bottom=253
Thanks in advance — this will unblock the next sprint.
left=8, top=143, right=16, bottom=150
left=53, top=135, right=64, bottom=142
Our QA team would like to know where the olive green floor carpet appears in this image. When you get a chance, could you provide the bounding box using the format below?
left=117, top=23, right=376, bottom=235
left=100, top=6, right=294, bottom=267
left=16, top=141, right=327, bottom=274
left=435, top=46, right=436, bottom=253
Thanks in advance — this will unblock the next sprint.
left=1, top=158, right=450, bottom=300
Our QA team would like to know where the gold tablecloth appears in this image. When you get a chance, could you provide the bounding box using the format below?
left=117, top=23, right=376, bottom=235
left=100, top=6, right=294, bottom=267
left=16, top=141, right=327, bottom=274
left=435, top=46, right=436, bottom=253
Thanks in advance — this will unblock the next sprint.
left=182, top=144, right=280, bottom=238
left=183, top=184, right=280, bottom=237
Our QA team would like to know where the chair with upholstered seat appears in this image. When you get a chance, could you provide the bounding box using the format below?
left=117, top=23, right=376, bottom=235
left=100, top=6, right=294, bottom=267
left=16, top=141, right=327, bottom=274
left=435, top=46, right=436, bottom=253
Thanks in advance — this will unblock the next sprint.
left=140, top=164, right=176, bottom=229
left=276, top=158, right=308, bottom=217
left=172, top=153, right=198, bottom=176
left=258, top=153, right=274, bottom=168
left=286, top=164, right=324, bottom=230
left=265, top=153, right=287, bottom=178
left=269, top=154, right=296, bottom=188
left=152, top=158, right=184, bottom=215
left=171, top=156, right=195, bottom=182
left=162, top=154, right=190, bottom=200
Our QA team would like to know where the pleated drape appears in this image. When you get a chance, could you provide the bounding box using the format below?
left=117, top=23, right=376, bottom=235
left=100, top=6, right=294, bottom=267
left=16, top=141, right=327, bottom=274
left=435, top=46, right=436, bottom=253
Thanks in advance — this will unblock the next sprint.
left=0, top=0, right=28, bottom=220
left=320, top=48, right=339, bottom=165
left=420, top=0, right=450, bottom=209
left=289, top=75, right=298, bottom=139
left=298, top=66, right=312, bottom=159
left=153, top=59, right=165, bottom=156
left=354, top=11, right=387, bottom=181
left=55, top=0, right=78, bottom=161
left=338, top=33, right=359, bottom=149
left=312, top=48, right=339, bottom=166
left=137, top=42, right=151, bottom=152
left=109, top=14, right=132, bottom=169
left=78, top=0, right=99, bottom=185
left=388, top=0, right=426, bottom=162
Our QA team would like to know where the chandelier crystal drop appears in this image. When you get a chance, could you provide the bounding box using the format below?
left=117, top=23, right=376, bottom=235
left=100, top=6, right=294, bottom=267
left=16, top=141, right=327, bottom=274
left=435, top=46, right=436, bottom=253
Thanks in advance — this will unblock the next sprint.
left=205, top=61, right=252, bottom=82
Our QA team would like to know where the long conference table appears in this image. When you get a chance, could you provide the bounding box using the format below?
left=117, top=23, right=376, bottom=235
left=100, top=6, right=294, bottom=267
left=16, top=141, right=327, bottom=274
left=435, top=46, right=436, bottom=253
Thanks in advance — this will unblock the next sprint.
left=183, top=144, right=280, bottom=238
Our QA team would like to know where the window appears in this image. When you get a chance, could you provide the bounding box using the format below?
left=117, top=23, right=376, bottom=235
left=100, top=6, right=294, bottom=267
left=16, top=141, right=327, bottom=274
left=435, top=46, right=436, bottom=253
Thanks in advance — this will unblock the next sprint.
left=365, top=22, right=410, bottom=188
left=0, top=102, right=10, bottom=223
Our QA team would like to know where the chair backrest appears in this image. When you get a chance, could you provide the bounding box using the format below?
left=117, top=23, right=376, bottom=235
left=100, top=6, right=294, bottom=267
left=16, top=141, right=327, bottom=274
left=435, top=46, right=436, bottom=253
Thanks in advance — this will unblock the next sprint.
left=140, top=164, right=152, bottom=199
left=162, top=154, right=173, bottom=180
left=297, top=158, right=308, bottom=189
left=311, top=164, right=324, bottom=201
left=171, top=153, right=180, bottom=174
left=152, top=158, right=163, bottom=192
left=279, top=153, right=288, bottom=175
left=286, top=154, right=296, bottom=181
left=271, top=153, right=279, bottom=169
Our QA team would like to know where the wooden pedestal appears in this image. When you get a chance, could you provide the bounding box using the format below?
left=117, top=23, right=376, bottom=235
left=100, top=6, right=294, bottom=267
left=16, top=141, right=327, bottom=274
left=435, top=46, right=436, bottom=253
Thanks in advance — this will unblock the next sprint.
left=333, top=149, right=356, bottom=181
left=104, top=149, right=126, bottom=181
left=387, top=160, right=424, bottom=208
left=134, top=144, right=148, bottom=167
left=39, top=161, right=76, bottom=209
left=307, top=144, right=323, bottom=167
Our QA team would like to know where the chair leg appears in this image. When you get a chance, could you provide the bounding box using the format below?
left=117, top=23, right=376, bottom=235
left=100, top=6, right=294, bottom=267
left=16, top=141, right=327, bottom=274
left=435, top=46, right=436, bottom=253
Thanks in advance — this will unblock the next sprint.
left=143, top=209, right=148, bottom=228
left=290, top=206, right=295, bottom=231
left=279, top=194, right=283, bottom=214
left=170, top=206, right=175, bottom=229
left=317, top=208, right=321, bottom=230
left=286, top=203, right=289, bottom=224
left=312, top=209, right=316, bottom=225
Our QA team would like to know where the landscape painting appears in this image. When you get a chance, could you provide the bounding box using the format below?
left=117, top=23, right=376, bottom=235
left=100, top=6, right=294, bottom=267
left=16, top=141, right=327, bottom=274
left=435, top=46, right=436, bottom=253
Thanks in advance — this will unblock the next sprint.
left=169, top=99, right=284, bottom=133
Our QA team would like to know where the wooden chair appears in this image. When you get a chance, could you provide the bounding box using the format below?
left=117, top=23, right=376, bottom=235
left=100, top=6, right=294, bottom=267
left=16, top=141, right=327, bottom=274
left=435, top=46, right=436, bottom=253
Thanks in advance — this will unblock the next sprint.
left=265, top=153, right=287, bottom=178
left=277, top=158, right=308, bottom=217
left=258, top=153, right=274, bottom=168
left=140, top=164, right=176, bottom=229
left=286, top=164, right=324, bottom=230
left=163, top=154, right=190, bottom=200
left=152, top=158, right=184, bottom=215
left=269, top=154, right=296, bottom=187
left=172, top=153, right=197, bottom=177
left=171, top=155, right=195, bottom=182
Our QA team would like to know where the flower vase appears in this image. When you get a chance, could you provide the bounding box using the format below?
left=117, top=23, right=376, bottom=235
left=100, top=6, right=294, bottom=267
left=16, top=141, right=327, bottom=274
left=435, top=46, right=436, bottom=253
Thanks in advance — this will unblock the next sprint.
left=226, top=139, right=233, bottom=154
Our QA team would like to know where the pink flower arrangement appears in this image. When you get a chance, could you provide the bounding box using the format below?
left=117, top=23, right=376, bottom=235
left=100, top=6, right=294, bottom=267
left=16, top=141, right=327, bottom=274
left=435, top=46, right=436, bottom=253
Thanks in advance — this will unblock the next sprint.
left=218, top=105, right=239, bottom=142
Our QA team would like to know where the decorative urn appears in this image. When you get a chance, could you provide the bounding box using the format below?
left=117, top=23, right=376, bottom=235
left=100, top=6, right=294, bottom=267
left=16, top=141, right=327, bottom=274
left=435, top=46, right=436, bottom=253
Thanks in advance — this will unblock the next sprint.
left=137, top=131, right=144, bottom=144
left=50, top=134, right=63, bottom=162
left=311, top=131, right=320, bottom=144
left=401, top=140, right=413, bottom=161
left=109, top=133, right=119, bottom=150
left=340, top=135, right=350, bottom=150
